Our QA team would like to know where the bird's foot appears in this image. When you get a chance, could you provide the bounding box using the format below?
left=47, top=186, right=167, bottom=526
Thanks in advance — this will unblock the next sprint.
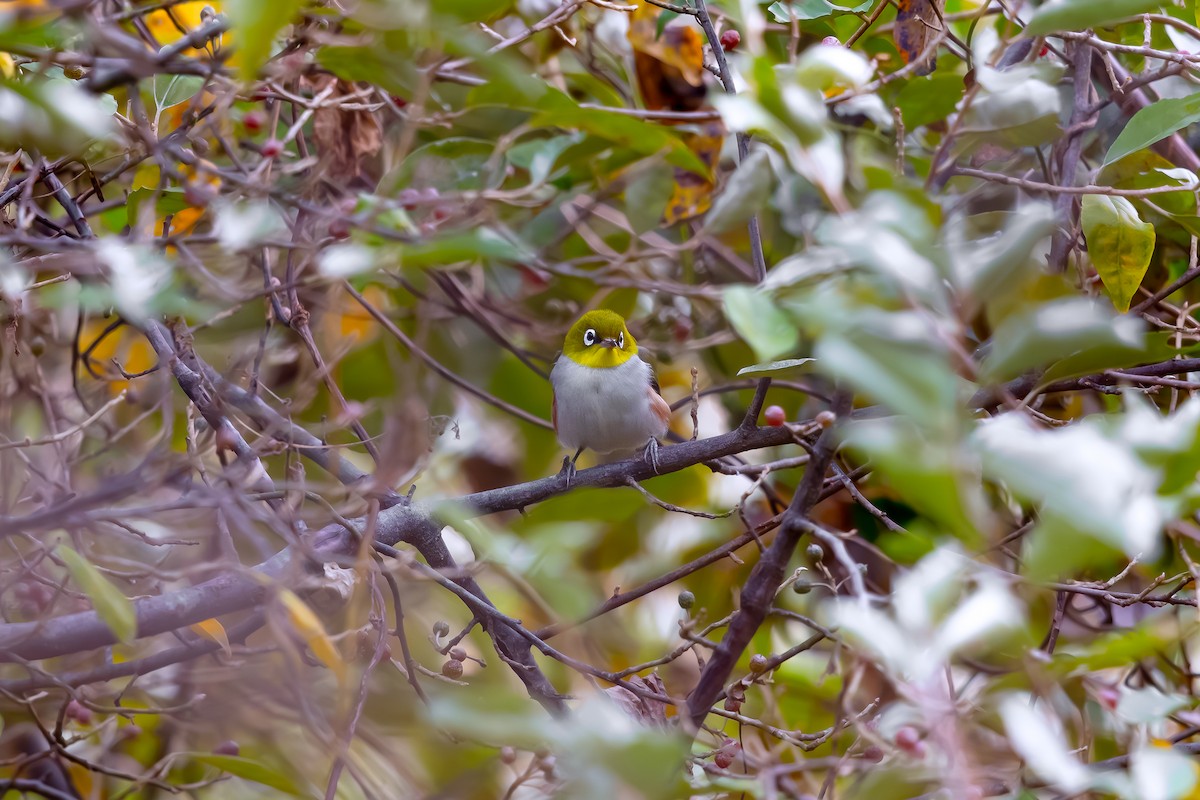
left=643, top=437, right=661, bottom=474
left=558, top=455, right=577, bottom=487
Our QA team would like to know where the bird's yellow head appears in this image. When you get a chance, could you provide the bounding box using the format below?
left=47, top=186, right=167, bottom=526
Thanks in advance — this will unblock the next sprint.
left=562, top=310, right=638, bottom=369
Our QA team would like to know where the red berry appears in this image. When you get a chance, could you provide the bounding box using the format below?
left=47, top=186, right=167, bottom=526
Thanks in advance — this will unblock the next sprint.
left=764, top=405, right=786, bottom=427
left=243, top=110, right=265, bottom=133
left=894, top=726, right=921, bottom=751
left=390, top=95, right=408, bottom=108
left=328, top=218, right=350, bottom=239
left=714, top=750, right=734, bottom=769
left=214, top=740, right=240, bottom=756
left=260, top=139, right=283, bottom=158
left=1039, top=45, right=1049, bottom=57
left=720, top=29, right=740, bottom=51
left=432, top=205, right=451, bottom=221
left=862, top=745, right=884, bottom=762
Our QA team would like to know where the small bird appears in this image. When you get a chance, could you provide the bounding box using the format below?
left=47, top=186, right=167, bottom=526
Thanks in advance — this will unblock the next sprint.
left=550, top=310, right=672, bottom=484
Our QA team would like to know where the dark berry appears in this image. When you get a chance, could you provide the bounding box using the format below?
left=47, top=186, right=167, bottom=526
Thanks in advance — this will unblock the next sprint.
left=792, top=580, right=813, bottom=595
left=442, top=659, right=464, bottom=679
left=894, top=726, right=920, bottom=750
left=748, top=654, right=769, bottom=674
left=433, top=620, right=450, bottom=637
left=806, top=543, right=824, bottom=560
left=243, top=110, right=265, bottom=133
left=678, top=590, right=695, bottom=609
left=214, top=740, right=240, bottom=756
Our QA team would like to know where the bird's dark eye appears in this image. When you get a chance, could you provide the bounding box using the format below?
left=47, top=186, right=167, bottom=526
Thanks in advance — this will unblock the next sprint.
left=583, top=328, right=597, bottom=346
left=617, top=332, right=624, bottom=348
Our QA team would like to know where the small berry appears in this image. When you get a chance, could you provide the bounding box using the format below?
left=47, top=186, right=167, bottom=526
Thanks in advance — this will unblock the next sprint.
left=499, top=746, right=517, bottom=764
left=1039, top=45, right=1050, bottom=57
left=678, top=590, right=696, bottom=610
left=723, top=695, right=742, bottom=712
left=398, top=188, right=421, bottom=209
left=449, top=647, right=467, bottom=662
left=390, top=95, right=408, bottom=108
left=714, top=750, right=734, bottom=769
left=432, top=205, right=451, bottom=221
left=214, top=740, right=240, bottom=756
left=862, top=745, right=884, bottom=762
left=260, top=139, right=283, bottom=158
left=539, top=755, right=557, bottom=778
left=672, top=317, right=693, bottom=343
left=27, top=336, right=45, bottom=357
left=442, top=658, right=464, bottom=679
left=419, top=187, right=440, bottom=202
left=243, top=110, right=265, bottom=133
left=894, top=726, right=920, bottom=750
left=63, top=64, right=85, bottom=80
left=432, top=620, right=450, bottom=637
left=183, top=182, right=216, bottom=207
left=792, top=580, right=813, bottom=595
left=719, top=29, right=740, bottom=51
left=748, top=654, right=769, bottom=674
left=822, top=36, right=841, bottom=47
left=815, top=410, right=836, bottom=428
left=764, top=405, right=786, bottom=427
left=806, top=543, right=824, bottom=560
left=328, top=218, right=350, bottom=239
left=65, top=699, right=92, bottom=725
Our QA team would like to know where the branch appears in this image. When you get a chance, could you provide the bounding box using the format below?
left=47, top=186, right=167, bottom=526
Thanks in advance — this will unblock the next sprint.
left=685, top=390, right=852, bottom=730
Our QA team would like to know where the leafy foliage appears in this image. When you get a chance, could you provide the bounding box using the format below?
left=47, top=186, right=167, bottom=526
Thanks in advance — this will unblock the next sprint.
left=4, top=1, right=1200, bottom=799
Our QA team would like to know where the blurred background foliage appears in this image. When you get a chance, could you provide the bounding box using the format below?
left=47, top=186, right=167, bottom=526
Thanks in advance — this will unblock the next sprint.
left=6, top=0, right=1200, bottom=798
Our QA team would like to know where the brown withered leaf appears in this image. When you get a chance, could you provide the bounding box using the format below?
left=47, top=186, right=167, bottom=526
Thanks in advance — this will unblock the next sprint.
left=310, top=77, right=383, bottom=179
left=628, top=3, right=707, bottom=112
left=893, top=0, right=946, bottom=76
left=604, top=674, right=669, bottom=727
left=665, top=121, right=723, bottom=224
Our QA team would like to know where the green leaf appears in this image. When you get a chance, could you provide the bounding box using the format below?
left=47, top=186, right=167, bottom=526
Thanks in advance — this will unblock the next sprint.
left=152, top=74, right=204, bottom=112
left=58, top=545, right=137, bottom=645
left=736, top=357, right=815, bottom=377
left=190, top=754, right=308, bottom=796
left=703, top=148, right=774, bottom=235
left=980, top=297, right=1144, bottom=383
left=398, top=229, right=531, bottom=268
left=1104, top=91, right=1200, bottom=166
left=894, top=73, right=965, bottom=130
left=530, top=105, right=709, bottom=177
left=625, top=161, right=675, bottom=234
left=226, top=0, right=305, bottom=82
left=1025, top=0, right=1165, bottom=35
left=767, top=0, right=871, bottom=22
left=382, top=138, right=499, bottom=194
left=1081, top=194, right=1156, bottom=312
left=655, top=9, right=680, bottom=38
left=724, top=286, right=800, bottom=361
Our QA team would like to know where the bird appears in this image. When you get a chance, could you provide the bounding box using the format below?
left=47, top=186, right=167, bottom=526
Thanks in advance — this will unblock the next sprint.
left=550, top=310, right=672, bottom=485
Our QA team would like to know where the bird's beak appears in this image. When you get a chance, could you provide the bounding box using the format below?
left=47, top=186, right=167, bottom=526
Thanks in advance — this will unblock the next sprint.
left=599, top=338, right=618, bottom=349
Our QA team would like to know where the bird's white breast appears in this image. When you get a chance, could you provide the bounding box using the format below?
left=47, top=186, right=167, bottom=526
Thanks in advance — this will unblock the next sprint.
left=550, top=354, right=668, bottom=454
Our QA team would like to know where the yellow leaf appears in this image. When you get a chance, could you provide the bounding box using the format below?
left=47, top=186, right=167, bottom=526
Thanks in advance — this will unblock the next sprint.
left=190, top=618, right=232, bottom=657
left=278, top=589, right=347, bottom=686
left=1081, top=194, right=1156, bottom=313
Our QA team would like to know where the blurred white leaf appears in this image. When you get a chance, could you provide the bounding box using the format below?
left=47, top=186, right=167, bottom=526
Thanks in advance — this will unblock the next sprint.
left=1117, top=686, right=1191, bottom=725
left=318, top=243, right=377, bottom=278
left=827, top=601, right=913, bottom=677
left=999, top=694, right=1091, bottom=794
left=793, top=44, right=874, bottom=91
left=1131, top=741, right=1198, bottom=800
left=974, top=413, right=1163, bottom=560
left=96, top=239, right=172, bottom=323
left=932, top=575, right=1022, bottom=660
left=893, top=546, right=966, bottom=633
left=215, top=200, right=287, bottom=252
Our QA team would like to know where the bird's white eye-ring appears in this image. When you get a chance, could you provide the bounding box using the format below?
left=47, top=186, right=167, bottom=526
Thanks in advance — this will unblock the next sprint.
left=583, top=328, right=597, bottom=346
left=617, top=332, right=625, bottom=348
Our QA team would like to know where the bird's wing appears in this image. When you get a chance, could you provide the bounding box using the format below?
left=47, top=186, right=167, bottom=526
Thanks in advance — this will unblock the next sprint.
left=648, top=366, right=671, bottom=427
